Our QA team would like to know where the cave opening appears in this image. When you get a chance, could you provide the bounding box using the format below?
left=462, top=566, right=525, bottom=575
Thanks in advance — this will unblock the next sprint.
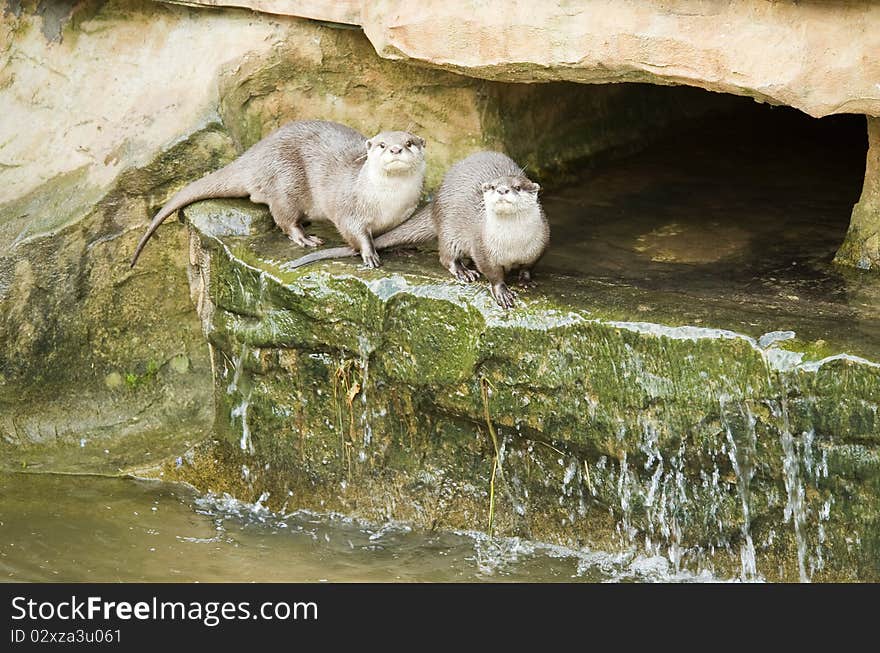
left=502, top=83, right=869, bottom=307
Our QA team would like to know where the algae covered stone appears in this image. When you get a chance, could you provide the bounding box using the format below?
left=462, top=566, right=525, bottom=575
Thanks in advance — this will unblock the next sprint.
left=158, top=198, right=880, bottom=582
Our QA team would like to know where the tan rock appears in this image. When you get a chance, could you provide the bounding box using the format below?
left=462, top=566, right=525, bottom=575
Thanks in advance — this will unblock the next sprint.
left=0, top=2, right=288, bottom=211
left=165, top=0, right=359, bottom=25
left=169, top=0, right=880, bottom=119
left=360, top=0, right=880, bottom=119
left=837, top=117, right=880, bottom=270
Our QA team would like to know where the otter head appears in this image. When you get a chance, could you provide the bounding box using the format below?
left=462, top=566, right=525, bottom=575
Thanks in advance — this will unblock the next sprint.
left=481, top=175, right=541, bottom=216
left=365, top=131, right=426, bottom=175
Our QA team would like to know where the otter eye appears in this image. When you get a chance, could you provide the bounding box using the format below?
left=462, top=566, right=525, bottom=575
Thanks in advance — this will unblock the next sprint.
left=379, top=142, right=386, bottom=149
left=513, top=185, right=521, bottom=191
left=405, top=140, right=413, bottom=148
left=489, top=185, right=496, bottom=191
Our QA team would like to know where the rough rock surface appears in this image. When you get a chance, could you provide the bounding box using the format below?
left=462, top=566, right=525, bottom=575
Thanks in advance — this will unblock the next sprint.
left=2, top=0, right=743, bottom=462
left=149, top=200, right=880, bottom=582
left=1, top=0, right=286, bottom=458
left=165, top=0, right=360, bottom=25
left=837, top=118, right=880, bottom=270
left=172, top=0, right=880, bottom=119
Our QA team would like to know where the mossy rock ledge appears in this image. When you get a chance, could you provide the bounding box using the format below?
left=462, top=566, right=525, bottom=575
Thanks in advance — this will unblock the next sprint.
left=157, top=199, right=880, bottom=582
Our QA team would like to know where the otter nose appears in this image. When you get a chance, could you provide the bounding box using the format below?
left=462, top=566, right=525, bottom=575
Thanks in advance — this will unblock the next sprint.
left=497, top=186, right=509, bottom=195
left=389, top=146, right=402, bottom=155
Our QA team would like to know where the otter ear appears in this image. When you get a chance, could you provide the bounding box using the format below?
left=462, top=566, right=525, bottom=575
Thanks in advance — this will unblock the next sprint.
left=365, top=140, right=372, bottom=151
left=417, top=136, right=425, bottom=148
left=527, top=181, right=541, bottom=193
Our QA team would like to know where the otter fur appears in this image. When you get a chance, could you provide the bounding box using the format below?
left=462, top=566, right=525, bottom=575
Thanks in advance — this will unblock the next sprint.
left=285, top=151, right=548, bottom=309
left=130, top=120, right=426, bottom=268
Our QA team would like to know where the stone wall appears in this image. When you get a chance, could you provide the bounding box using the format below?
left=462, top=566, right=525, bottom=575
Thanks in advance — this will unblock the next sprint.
left=837, top=118, right=880, bottom=270
left=149, top=201, right=880, bottom=582
left=171, top=0, right=880, bottom=119
left=1, top=0, right=747, bottom=461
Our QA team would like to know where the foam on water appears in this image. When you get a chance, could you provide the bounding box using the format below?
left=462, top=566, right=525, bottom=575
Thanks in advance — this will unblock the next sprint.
left=194, top=490, right=735, bottom=583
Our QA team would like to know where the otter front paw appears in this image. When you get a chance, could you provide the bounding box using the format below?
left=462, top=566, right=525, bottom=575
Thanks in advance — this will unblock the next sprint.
left=518, top=269, right=533, bottom=286
left=450, top=261, right=481, bottom=283
left=361, top=252, right=381, bottom=268
left=289, top=233, right=324, bottom=248
left=454, top=268, right=481, bottom=283
left=462, top=268, right=482, bottom=282
left=490, top=282, right=516, bottom=309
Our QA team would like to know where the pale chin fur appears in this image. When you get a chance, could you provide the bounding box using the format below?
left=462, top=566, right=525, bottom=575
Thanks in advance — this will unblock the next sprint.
left=360, top=156, right=425, bottom=233
left=372, top=152, right=423, bottom=176
left=382, top=159, right=414, bottom=173
left=484, top=193, right=535, bottom=217
left=482, top=193, right=545, bottom=269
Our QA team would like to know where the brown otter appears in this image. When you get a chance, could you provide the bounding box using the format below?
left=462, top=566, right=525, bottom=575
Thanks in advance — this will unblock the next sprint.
left=285, top=151, right=549, bottom=309
left=130, top=120, right=426, bottom=268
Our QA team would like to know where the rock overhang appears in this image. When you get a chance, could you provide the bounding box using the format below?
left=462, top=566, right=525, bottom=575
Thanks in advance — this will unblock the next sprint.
left=168, top=0, right=880, bottom=119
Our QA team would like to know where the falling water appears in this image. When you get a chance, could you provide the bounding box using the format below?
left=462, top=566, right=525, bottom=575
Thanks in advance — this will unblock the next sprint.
left=719, top=394, right=759, bottom=581
left=226, top=344, right=248, bottom=395
left=357, top=336, right=374, bottom=459
left=635, top=420, right=689, bottom=571
left=227, top=345, right=254, bottom=455
left=776, top=394, right=809, bottom=583
left=231, top=398, right=253, bottom=454
left=616, top=452, right=636, bottom=542
left=604, top=420, right=691, bottom=570
left=665, top=439, right=687, bottom=572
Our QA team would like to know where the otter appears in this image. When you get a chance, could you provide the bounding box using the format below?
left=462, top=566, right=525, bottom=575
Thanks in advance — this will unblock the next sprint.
left=130, top=120, right=426, bottom=268
left=285, top=151, right=549, bottom=309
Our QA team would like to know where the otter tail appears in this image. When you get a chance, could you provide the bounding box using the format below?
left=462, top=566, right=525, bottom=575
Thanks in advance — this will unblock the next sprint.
left=130, top=164, right=249, bottom=267
left=282, top=246, right=360, bottom=270
left=284, top=204, right=437, bottom=270
left=373, top=204, right=436, bottom=249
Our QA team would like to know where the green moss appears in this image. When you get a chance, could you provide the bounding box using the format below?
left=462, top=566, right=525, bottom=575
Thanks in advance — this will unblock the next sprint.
left=164, top=199, right=880, bottom=581
left=379, top=293, right=484, bottom=384
left=0, top=165, right=100, bottom=248
left=835, top=116, right=878, bottom=271
left=121, top=358, right=162, bottom=390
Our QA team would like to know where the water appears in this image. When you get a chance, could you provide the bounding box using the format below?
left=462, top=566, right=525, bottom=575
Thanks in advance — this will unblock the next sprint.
left=779, top=425, right=809, bottom=583
left=227, top=345, right=255, bottom=454
left=719, top=396, right=758, bottom=581
left=0, top=473, right=728, bottom=583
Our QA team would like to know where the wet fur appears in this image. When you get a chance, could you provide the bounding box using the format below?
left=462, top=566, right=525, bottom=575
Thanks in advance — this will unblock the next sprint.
left=130, top=120, right=425, bottom=267
left=285, top=151, right=549, bottom=309
left=434, top=151, right=549, bottom=308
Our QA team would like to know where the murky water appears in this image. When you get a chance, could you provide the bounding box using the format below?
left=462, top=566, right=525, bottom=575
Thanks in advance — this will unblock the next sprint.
left=0, top=473, right=728, bottom=583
